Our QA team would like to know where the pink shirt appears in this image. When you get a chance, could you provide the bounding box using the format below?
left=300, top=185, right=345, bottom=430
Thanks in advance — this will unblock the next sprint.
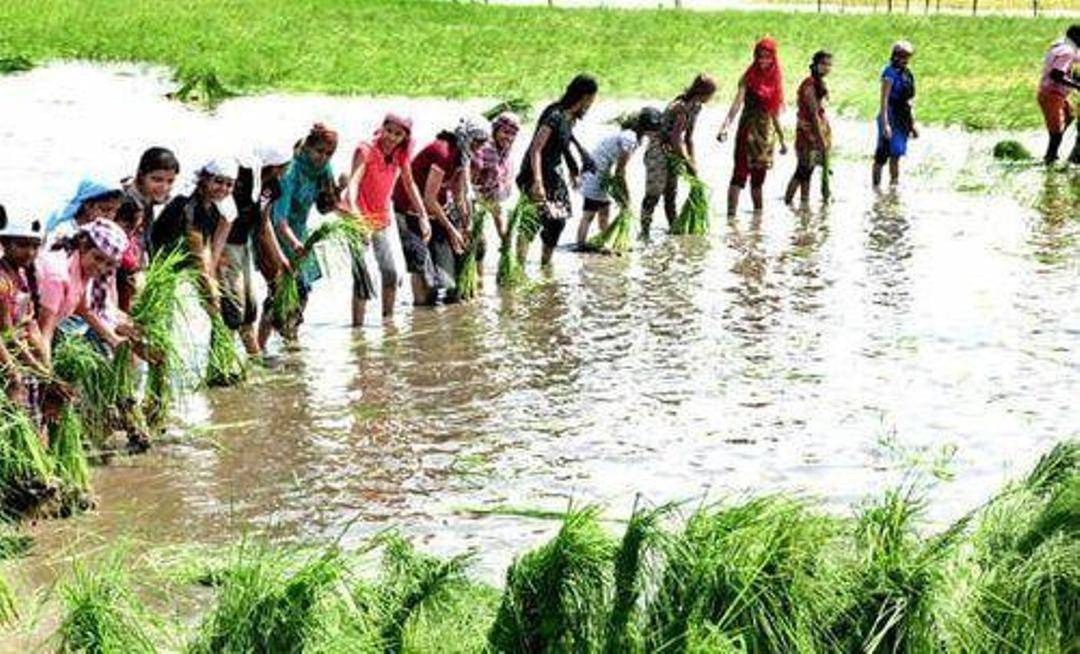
left=353, top=141, right=409, bottom=231
left=35, top=249, right=88, bottom=321
left=1040, top=39, right=1079, bottom=98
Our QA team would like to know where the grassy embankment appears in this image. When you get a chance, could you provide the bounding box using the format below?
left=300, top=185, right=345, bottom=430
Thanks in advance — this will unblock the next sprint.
left=0, top=0, right=1072, bottom=130
left=2, top=440, right=1076, bottom=652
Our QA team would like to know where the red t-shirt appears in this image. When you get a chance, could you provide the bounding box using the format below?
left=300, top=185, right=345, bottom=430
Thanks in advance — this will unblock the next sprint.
left=392, top=139, right=460, bottom=215
left=353, top=141, right=410, bottom=230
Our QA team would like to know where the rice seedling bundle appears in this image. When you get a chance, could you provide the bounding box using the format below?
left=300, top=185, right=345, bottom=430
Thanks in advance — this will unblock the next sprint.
left=498, top=198, right=533, bottom=288
left=168, top=67, right=236, bottom=110
left=454, top=202, right=489, bottom=302
left=205, top=314, right=247, bottom=388
left=0, top=397, right=56, bottom=516
left=587, top=175, right=634, bottom=255
left=50, top=405, right=92, bottom=509
left=56, top=557, right=159, bottom=653
left=512, top=196, right=542, bottom=256
left=487, top=506, right=617, bottom=652
left=992, top=140, right=1033, bottom=162
left=603, top=502, right=671, bottom=654
left=669, top=164, right=709, bottom=237
left=271, top=216, right=371, bottom=328
left=483, top=98, right=532, bottom=122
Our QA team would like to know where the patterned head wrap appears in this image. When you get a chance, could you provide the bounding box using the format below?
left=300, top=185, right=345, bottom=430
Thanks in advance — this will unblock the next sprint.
left=79, top=219, right=128, bottom=264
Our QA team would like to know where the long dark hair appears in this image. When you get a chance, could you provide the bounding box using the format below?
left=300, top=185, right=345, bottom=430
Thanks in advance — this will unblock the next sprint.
left=137, top=146, right=180, bottom=177
left=676, top=73, right=717, bottom=103
left=556, top=74, right=598, bottom=110
left=810, top=50, right=831, bottom=99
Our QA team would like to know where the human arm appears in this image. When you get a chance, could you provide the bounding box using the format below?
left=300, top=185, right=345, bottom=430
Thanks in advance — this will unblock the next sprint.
left=399, top=163, right=431, bottom=243
left=184, top=226, right=221, bottom=313
left=772, top=114, right=788, bottom=155
left=209, top=216, right=232, bottom=272
left=346, top=155, right=368, bottom=216
left=526, top=125, right=552, bottom=201
left=879, top=77, right=893, bottom=141
left=718, top=79, right=747, bottom=141
left=258, top=201, right=291, bottom=276
left=423, top=166, right=464, bottom=253
left=271, top=180, right=306, bottom=259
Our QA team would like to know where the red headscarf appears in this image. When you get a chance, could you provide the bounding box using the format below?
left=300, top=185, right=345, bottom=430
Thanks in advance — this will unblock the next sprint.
left=743, top=37, right=784, bottom=117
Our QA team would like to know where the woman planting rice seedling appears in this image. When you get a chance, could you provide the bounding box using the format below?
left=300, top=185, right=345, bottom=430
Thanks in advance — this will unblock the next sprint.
left=150, top=157, right=247, bottom=385
left=516, top=74, right=598, bottom=267
left=220, top=146, right=291, bottom=356
left=719, top=38, right=788, bottom=217
left=872, top=41, right=919, bottom=187
left=576, top=106, right=662, bottom=250
left=344, top=113, right=426, bottom=324
left=391, top=116, right=489, bottom=305
left=641, top=73, right=716, bottom=237
left=1036, top=25, right=1080, bottom=165
left=785, top=51, right=834, bottom=205
left=120, top=147, right=180, bottom=307
left=471, top=111, right=521, bottom=276
left=268, top=123, right=342, bottom=340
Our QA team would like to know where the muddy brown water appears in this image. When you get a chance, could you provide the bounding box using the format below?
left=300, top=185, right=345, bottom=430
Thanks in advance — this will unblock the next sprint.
left=0, top=64, right=1077, bottom=636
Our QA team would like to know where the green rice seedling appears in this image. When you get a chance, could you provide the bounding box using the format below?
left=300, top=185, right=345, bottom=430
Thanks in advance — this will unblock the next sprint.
left=646, top=495, right=847, bottom=654
left=0, top=397, right=57, bottom=517
left=189, top=542, right=350, bottom=653
left=0, top=55, right=32, bottom=74
left=454, top=202, right=489, bottom=302
left=1024, top=440, right=1078, bottom=497
left=0, top=569, right=16, bottom=627
left=992, top=140, right=1033, bottom=162
left=587, top=175, right=635, bottom=255
left=0, top=521, right=32, bottom=560
left=512, top=196, right=542, bottom=263
left=168, top=67, right=236, bottom=110
left=487, top=505, right=617, bottom=653
left=499, top=197, right=533, bottom=288
left=603, top=501, right=673, bottom=654
left=50, top=405, right=92, bottom=513
left=271, top=216, right=370, bottom=328
left=55, top=555, right=159, bottom=653
left=669, top=160, right=709, bottom=236
left=373, top=533, right=474, bottom=653
left=400, top=580, right=500, bottom=654
left=483, top=98, right=532, bottom=122
left=52, top=337, right=114, bottom=446
left=205, top=314, right=247, bottom=388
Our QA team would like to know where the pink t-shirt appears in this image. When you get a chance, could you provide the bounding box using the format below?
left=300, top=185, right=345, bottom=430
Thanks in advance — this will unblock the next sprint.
left=35, top=249, right=87, bottom=321
left=1040, top=39, right=1079, bottom=98
left=353, top=141, right=409, bottom=231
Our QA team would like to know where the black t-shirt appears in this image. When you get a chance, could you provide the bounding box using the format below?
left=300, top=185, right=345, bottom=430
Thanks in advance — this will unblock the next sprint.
left=150, top=194, right=222, bottom=255
left=516, top=103, right=574, bottom=191
left=228, top=169, right=283, bottom=245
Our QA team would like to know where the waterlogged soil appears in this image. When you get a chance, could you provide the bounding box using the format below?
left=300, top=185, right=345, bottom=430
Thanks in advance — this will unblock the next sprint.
left=0, top=63, right=1076, bottom=618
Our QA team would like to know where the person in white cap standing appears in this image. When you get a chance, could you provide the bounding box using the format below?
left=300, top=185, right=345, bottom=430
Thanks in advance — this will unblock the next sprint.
left=873, top=40, right=918, bottom=187
left=150, top=156, right=239, bottom=314
left=0, top=201, right=50, bottom=428
left=220, top=146, right=292, bottom=356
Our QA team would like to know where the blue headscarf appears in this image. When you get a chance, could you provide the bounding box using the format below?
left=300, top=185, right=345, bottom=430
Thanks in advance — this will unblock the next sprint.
left=46, top=178, right=122, bottom=234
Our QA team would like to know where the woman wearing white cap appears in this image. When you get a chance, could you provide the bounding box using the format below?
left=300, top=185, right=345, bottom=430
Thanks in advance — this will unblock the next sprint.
left=873, top=40, right=918, bottom=187
left=151, top=156, right=239, bottom=313
left=220, top=146, right=292, bottom=356
left=0, top=202, right=50, bottom=426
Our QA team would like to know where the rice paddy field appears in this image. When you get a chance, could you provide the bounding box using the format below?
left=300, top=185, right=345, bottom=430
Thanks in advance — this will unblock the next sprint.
left=0, top=0, right=1076, bottom=130
left=0, top=0, right=1078, bottom=649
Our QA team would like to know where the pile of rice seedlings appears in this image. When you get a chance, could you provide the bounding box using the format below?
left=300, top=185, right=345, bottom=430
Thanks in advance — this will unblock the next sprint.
left=271, top=216, right=370, bottom=329
left=131, top=250, right=194, bottom=428
left=488, top=506, right=617, bottom=652
left=205, top=314, right=247, bottom=388
left=669, top=159, right=709, bottom=236
left=48, top=405, right=93, bottom=514
left=992, top=140, right=1033, bottom=162
left=454, top=202, right=489, bottom=301
left=499, top=197, right=534, bottom=288
left=167, top=67, right=236, bottom=110
left=586, top=174, right=634, bottom=255
left=0, top=397, right=57, bottom=517
left=55, top=556, right=159, bottom=653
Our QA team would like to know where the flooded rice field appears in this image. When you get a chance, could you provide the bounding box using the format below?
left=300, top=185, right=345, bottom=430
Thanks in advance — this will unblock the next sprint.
left=1, top=63, right=1077, bottom=592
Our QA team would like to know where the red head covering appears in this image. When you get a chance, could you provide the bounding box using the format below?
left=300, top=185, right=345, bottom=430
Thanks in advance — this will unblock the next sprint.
left=743, top=37, right=784, bottom=117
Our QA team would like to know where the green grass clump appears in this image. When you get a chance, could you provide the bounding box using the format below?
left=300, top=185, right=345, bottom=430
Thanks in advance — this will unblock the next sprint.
left=168, top=67, right=236, bottom=110
left=499, top=198, right=533, bottom=288
left=454, top=203, right=489, bottom=302
left=587, top=175, right=635, bottom=255
left=992, top=139, right=1033, bottom=161
left=669, top=161, right=710, bottom=236
left=0, top=397, right=57, bottom=517
left=49, top=405, right=93, bottom=513
left=56, top=556, right=159, bottom=653
left=205, top=314, right=247, bottom=388
left=0, top=54, right=32, bottom=74
left=488, top=505, right=618, bottom=652
left=0, top=0, right=1063, bottom=130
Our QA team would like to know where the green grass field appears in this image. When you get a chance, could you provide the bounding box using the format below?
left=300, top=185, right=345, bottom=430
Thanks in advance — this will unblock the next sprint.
left=0, top=0, right=1071, bottom=129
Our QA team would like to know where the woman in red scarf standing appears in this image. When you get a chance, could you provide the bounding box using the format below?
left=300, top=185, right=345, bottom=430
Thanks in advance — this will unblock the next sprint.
left=718, top=38, right=788, bottom=217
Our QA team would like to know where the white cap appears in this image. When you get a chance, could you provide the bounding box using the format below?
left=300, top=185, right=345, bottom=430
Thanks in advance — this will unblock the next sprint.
left=253, top=144, right=292, bottom=169
left=0, top=202, right=45, bottom=242
left=197, top=155, right=239, bottom=180
left=892, top=40, right=915, bottom=56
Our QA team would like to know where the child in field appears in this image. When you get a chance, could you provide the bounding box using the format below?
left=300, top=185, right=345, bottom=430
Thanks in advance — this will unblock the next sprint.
left=392, top=117, right=489, bottom=305
left=872, top=41, right=918, bottom=187
left=471, top=112, right=521, bottom=275
left=517, top=74, right=599, bottom=266
left=345, top=113, right=426, bottom=324
left=576, top=107, right=662, bottom=247
left=785, top=51, right=833, bottom=204
left=641, top=74, right=716, bottom=235
left=719, top=38, right=788, bottom=216
left=120, top=147, right=180, bottom=307
left=1036, top=25, right=1080, bottom=164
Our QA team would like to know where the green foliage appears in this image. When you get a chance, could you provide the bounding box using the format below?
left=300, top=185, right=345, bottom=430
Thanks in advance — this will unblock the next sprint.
left=454, top=203, right=489, bottom=302
left=669, top=160, right=709, bottom=236
left=50, top=405, right=92, bottom=510
left=205, top=314, right=247, bottom=388
left=169, top=67, right=236, bottom=110
left=498, top=197, right=533, bottom=288
left=992, top=139, right=1033, bottom=161
left=0, top=55, right=33, bottom=74
left=483, top=98, right=532, bottom=122
left=56, top=556, right=159, bottom=653
left=0, top=396, right=56, bottom=517
left=587, top=175, right=635, bottom=255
